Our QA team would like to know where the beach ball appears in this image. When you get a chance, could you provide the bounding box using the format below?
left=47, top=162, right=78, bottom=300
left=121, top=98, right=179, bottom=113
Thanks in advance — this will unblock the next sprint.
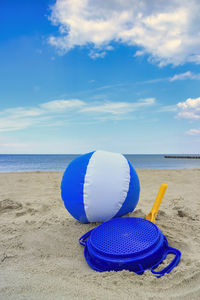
left=61, top=150, right=140, bottom=223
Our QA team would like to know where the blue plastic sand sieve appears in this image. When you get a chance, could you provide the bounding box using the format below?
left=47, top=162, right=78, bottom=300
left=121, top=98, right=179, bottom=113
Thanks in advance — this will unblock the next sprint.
left=79, top=217, right=181, bottom=277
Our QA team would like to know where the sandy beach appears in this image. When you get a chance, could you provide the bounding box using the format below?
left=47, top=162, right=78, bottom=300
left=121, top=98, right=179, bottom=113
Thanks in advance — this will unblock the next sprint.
left=1, top=169, right=200, bottom=299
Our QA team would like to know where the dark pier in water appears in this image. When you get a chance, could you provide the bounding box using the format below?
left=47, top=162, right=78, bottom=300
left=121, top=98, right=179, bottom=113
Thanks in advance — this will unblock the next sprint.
left=165, top=155, right=200, bottom=159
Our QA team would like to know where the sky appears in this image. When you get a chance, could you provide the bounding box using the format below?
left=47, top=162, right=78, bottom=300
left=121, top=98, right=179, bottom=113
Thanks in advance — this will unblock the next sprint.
left=0, top=0, right=200, bottom=154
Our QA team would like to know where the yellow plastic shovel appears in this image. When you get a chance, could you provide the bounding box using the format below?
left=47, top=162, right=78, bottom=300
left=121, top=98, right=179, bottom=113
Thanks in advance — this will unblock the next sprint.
left=146, top=184, right=167, bottom=224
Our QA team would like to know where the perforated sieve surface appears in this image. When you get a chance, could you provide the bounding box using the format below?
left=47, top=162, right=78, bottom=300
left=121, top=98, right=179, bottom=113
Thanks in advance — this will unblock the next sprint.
left=90, top=217, right=160, bottom=256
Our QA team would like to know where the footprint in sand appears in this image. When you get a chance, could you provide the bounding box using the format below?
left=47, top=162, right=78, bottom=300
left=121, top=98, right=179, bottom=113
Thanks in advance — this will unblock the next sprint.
left=0, top=199, right=22, bottom=213
left=0, top=199, right=39, bottom=217
left=16, top=207, right=38, bottom=217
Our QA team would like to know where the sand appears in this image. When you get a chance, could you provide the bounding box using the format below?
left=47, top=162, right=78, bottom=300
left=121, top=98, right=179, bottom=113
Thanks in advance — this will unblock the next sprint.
left=0, top=169, right=200, bottom=299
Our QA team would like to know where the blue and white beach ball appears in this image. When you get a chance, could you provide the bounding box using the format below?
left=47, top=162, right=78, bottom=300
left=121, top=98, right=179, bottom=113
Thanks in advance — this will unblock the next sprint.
left=61, top=150, right=140, bottom=223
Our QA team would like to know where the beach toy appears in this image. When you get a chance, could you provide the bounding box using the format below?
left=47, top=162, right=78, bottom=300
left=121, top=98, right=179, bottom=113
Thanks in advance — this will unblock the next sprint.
left=79, top=217, right=181, bottom=277
left=61, top=150, right=140, bottom=223
left=146, top=184, right=167, bottom=224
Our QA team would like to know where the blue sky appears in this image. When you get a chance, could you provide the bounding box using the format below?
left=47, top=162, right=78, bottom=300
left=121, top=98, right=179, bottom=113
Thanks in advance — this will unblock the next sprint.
left=0, top=0, right=200, bottom=154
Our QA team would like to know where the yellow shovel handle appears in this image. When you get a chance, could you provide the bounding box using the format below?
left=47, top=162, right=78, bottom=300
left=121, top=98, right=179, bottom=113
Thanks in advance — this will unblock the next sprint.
left=146, top=184, right=167, bottom=224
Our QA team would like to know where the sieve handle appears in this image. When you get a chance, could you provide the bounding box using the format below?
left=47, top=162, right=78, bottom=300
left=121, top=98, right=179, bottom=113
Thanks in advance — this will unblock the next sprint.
left=151, top=246, right=181, bottom=277
left=79, top=229, right=93, bottom=246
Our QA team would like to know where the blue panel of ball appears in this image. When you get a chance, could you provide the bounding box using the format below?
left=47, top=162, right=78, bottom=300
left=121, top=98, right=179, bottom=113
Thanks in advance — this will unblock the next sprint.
left=61, top=151, right=94, bottom=223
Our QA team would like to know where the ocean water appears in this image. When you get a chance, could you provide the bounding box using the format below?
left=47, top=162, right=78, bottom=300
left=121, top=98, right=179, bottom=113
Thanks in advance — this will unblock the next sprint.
left=0, top=154, right=200, bottom=172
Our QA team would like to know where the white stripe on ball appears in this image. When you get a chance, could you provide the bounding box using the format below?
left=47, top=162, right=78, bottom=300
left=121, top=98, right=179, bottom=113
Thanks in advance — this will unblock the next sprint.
left=83, top=150, right=130, bottom=222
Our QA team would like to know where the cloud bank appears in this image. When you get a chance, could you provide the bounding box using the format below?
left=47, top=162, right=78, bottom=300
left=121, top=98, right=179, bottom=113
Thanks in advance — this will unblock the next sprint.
left=0, top=98, right=155, bottom=132
left=176, top=97, right=200, bottom=135
left=186, top=128, right=200, bottom=135
left=49, top=0, right=200, bottom=65
left=170, top=71, right=200, bottom=82
left=177, top=97, right=200, bottom=119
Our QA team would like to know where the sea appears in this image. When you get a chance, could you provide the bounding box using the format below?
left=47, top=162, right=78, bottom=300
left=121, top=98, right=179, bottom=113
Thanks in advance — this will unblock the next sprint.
left=0, top=154, right=200, bottom=172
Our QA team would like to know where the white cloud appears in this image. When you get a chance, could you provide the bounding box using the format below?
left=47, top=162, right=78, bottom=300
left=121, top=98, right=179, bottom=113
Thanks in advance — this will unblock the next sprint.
left=40, top=99, right=85, bottom=111
left=134, top=50, right=146, bottom=57
left=0, top=118, right=34, bottom=132
left=170, top=71, right=200, bottom=81
left=0, top=98, right=155, bottom=132
left=176, top=97, right=200, bottom=119
left=158, top=105, right=177, bottom=112
left=80, top=98, right=155, bottom=114
left=89, top=45, right=114, bottom=59
left=0, top=99, right=84, bottom=132
left=136, top=71, right=200, bottom=85
left=186, top=128, right=200, bottom=135
left=49, top=0, right=200, bottom=65
left=89, top=50, right=107, bottom=59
